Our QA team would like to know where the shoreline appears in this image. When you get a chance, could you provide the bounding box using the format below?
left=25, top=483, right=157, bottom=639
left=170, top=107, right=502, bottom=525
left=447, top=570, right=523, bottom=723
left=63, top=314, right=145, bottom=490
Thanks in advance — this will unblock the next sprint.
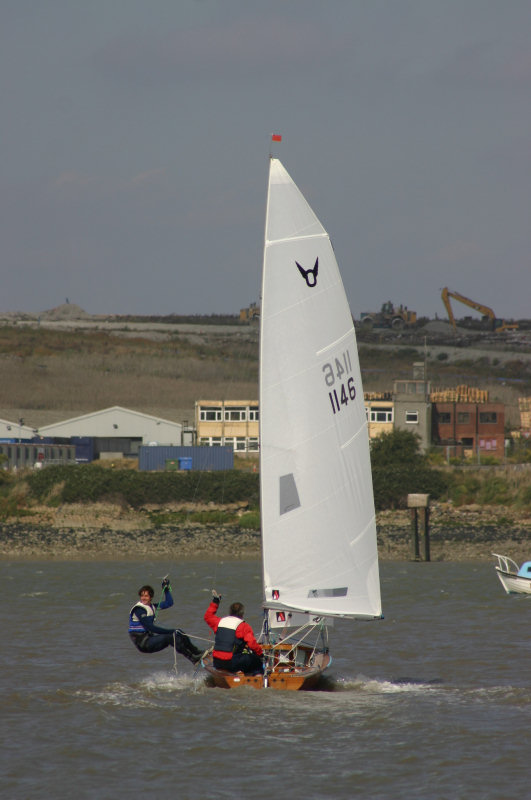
left=1, top=503, right=529, bottom=561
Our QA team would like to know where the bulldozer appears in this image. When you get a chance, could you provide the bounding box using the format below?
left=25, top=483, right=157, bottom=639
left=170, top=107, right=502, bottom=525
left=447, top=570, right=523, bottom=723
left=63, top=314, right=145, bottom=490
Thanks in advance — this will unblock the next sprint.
left=360, top=301, right=417, bottom=331
left=441, top=288, right=518, bottom=333
left=239, top=302, right=260, bottom=322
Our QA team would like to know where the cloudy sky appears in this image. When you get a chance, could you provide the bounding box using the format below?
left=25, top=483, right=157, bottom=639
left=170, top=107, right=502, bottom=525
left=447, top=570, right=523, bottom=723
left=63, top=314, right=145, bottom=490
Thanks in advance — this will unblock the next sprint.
left=2, top=1, right=530, bottom=320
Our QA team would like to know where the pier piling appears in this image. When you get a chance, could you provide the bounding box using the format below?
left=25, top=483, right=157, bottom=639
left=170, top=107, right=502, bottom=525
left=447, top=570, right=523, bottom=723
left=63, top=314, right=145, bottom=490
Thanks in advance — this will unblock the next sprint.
left=408, top=494, right=430, bottom=562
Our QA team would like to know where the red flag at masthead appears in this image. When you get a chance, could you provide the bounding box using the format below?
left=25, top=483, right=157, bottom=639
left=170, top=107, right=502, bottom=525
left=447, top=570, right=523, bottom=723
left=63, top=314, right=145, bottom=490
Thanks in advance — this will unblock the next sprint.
left=271, top=134, right=282, bottom=142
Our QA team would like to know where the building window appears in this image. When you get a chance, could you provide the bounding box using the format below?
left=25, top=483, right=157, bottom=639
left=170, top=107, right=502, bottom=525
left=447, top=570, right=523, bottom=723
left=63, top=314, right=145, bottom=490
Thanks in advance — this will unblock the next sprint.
left=405, top=410, right=419, bottom=424
left=438, top=412, right=451, bottom=424
left=395, top=381, right=425, bottom=395
left=222, top=436, right=257, bottom=452
left=370, top=407, right=393, bottom=423
left=248, top=438, right=259, bottom=451
left=479, top=411, right=497, bottom=424
left=457, top=412, right=470, bottom=424
left=200, top=407, right=222, bottom=421
left=248, top=406, right=259, bottom=421
left=200, top=436, right=223, bottom=447
left=225, top=407, right=247, bottom=421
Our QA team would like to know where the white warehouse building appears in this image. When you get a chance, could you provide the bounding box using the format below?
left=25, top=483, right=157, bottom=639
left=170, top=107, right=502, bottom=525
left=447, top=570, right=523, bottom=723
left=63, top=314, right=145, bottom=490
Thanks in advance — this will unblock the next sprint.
left=38, top=406, right=183, bottom=460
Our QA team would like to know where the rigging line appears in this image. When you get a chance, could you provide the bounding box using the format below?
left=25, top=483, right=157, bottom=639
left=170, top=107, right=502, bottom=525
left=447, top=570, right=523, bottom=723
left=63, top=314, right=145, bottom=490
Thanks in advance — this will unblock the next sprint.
left=184, top=632, right=212, bottom=644
left=262, top=621, right=324, bottom=662
left=268, top=620, right=312, bottom=645
left=308, top=622, right=328, bottom=662
left=172, top=630, right=178, bottom=676
left=153, top=578, right=171, bottom=621
left=193, top=646, right=213, bottom=678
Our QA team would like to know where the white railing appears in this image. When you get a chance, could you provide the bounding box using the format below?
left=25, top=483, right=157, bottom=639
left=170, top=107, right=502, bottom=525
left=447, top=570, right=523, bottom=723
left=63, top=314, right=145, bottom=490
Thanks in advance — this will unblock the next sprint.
left=492, top=553, right=519, bottom=575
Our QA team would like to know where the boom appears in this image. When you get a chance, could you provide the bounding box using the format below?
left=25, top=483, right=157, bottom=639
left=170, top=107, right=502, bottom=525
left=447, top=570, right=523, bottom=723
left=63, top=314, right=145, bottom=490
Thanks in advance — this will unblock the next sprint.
left=441, top=287, right=518, bottom=333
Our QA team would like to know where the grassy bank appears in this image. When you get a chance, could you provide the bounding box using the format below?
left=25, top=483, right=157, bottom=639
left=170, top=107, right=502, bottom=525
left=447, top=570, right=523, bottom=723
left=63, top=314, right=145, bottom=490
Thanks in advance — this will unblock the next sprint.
left=1, top=461, right=531, bottom=527
left=0, top=457, right=529, bottom=562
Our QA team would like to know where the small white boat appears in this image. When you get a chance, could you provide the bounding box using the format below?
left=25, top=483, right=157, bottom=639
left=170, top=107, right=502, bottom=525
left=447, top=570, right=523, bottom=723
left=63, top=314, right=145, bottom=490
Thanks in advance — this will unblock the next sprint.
left=493, top=553, right=531, bottom=595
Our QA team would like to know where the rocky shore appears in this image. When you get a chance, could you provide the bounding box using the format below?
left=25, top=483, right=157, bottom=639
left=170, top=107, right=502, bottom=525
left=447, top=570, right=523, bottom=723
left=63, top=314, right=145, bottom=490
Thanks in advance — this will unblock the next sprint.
left=0, top=501, right=529, bottom=561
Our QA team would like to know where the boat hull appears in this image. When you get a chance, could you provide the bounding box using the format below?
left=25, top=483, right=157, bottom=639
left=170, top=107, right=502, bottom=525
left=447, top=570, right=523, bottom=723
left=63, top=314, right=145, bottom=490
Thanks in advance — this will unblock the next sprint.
left=202, top=643, right=331, bottom=691
left=495, top=569, right=531, bottom=595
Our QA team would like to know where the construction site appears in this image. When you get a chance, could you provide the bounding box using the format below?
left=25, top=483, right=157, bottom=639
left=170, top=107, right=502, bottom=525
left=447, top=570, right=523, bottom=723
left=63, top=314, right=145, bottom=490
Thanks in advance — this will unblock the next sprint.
left=351, top=288, right=529, bottom=352
left=242, top=287, right=527, bottom=346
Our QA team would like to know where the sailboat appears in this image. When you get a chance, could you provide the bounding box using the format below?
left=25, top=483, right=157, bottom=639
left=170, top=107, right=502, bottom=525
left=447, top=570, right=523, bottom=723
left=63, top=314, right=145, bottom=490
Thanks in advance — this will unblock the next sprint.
left=203, top=155, right=382, bottom=689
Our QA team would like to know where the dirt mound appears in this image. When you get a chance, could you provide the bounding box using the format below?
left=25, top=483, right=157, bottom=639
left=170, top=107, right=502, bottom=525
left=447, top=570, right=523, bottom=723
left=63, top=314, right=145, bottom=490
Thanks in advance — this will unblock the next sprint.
left=40, top=303, right=92, bottom=321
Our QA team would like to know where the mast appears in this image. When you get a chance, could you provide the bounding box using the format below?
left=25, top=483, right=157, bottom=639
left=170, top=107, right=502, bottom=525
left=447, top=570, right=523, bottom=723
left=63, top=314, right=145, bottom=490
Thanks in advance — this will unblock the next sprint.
left=259, top=139, right=280, bottom=618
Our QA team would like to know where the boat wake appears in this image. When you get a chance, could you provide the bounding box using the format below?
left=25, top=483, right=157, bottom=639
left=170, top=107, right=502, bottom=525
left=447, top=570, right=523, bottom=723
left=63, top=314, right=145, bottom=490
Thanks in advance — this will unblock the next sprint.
left=72, top=669, right=207, bottom=708
left=326, top=673, right=443, bottom=693
left=325, top=675, right=531, bottom=707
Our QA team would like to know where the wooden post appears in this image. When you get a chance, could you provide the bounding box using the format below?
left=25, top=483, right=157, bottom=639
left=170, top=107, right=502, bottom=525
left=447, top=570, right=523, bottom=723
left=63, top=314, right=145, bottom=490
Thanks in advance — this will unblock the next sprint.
left=423, top=505, right=430, bottom=562
left=407, top=494, right=430, bottom=562
left=410, top=507, right=420, bottom=561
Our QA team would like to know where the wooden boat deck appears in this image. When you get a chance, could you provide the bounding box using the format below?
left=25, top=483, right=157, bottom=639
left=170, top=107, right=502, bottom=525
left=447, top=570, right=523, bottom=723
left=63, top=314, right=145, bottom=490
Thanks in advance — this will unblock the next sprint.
left=202, top=642, right=331, bottom=691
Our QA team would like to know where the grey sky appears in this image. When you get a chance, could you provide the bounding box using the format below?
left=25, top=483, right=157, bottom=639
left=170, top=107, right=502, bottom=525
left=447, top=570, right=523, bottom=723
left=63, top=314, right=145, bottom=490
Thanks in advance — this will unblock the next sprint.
left=2, top=1, right=530, bottom=320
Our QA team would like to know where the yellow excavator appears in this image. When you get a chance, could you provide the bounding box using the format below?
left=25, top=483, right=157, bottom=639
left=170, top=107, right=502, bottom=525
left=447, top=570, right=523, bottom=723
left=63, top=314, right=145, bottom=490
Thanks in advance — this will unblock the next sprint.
left=441, top=287, right=518, bottom=333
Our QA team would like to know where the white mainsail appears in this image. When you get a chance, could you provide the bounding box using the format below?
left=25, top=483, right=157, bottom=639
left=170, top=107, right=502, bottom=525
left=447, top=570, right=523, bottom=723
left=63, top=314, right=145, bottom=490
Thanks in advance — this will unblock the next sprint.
left=259, top=158, right=381, bottom=621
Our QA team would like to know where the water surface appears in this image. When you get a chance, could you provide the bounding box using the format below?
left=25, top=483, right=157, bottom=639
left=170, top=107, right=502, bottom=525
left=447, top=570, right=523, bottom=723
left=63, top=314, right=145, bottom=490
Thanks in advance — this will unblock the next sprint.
left=1, top=558, right=529, bottom=799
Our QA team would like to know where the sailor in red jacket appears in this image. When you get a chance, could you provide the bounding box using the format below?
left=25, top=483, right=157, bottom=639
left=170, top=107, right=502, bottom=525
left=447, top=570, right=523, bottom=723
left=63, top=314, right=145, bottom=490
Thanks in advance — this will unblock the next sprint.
left=204, top=592, right=264, bottom=674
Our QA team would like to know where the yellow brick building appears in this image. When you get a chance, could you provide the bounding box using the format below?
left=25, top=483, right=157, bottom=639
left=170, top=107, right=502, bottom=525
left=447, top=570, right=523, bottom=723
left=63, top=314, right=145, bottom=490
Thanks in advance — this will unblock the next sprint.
left=195, top=400, right=259, bottom=452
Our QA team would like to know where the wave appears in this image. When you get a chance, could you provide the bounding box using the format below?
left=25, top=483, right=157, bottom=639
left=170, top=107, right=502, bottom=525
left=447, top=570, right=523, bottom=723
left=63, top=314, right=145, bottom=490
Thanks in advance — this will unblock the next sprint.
left=72, top=669, right=207, bottom=708
left=324, top=673, right=442, bottom=693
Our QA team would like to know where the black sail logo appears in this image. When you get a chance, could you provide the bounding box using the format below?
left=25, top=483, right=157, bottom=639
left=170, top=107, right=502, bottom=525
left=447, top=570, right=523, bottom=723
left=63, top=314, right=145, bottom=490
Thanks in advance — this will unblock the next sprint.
left=296, top=258, right=318, bottom=287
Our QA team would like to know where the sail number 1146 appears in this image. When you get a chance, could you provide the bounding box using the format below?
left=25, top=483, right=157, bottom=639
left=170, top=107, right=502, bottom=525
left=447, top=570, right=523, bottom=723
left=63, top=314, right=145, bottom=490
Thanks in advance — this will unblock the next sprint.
left=322, top=349, right=356, bottom=414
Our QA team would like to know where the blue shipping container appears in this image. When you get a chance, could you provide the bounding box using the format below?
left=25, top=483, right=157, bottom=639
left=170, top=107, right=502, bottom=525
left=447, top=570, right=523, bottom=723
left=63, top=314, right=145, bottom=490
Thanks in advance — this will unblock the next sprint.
left=139, top=445, right=234, bottom=472
left=72, top=436, right=94, bottom=463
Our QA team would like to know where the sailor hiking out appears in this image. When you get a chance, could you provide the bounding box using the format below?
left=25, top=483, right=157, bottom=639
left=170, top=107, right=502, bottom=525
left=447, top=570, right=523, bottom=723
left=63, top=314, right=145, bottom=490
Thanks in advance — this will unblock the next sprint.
left=128, top=577, right=203, bottom=665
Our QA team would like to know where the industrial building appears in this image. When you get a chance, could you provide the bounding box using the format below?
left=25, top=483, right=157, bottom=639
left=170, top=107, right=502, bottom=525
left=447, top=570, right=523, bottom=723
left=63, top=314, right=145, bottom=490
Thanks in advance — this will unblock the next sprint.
left=195, top=400, right=259, bottom=453
left=0, top=417, right=36, bottom=441
left=365, top=393, right=394, bottom=440
left=0, top=441, right=76, bottom=470
left=0, top=378, right=512, bottom=470
left=38, top=406, right=183, bottom=460
left=431, top=401, right=505, bottom=460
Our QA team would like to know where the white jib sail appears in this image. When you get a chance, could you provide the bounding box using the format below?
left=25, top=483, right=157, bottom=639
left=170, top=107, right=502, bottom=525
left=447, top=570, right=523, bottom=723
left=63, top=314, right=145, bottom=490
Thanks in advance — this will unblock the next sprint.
left=259, top=158, right=382, bottom=621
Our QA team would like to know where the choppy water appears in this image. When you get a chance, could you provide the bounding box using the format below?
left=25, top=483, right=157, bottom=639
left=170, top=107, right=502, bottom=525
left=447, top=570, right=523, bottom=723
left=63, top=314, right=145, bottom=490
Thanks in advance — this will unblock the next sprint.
left=1, top=557, right=529, bottom=799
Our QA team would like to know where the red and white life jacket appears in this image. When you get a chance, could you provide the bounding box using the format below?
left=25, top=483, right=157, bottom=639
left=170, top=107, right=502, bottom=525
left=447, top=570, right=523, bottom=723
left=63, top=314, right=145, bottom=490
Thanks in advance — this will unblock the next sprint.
left=213, top=615, right=244, bottom=659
